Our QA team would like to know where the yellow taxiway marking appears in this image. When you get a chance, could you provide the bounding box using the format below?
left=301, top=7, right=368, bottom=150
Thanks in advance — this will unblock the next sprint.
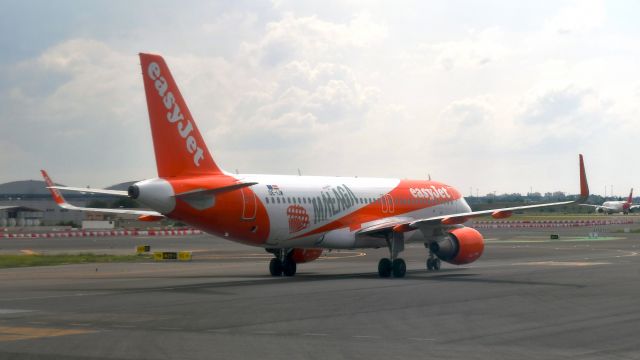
left=512, top=261, right=609, bottom=267
left=0, top=326, right=95, bottom=342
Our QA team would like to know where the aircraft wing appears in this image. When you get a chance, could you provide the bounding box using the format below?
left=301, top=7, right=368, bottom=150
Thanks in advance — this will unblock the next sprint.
left=41, top=170, right=164, bottom=218
left=358, top=154, right=588, bottom=236
left=630, top=205, right=640, bottom=211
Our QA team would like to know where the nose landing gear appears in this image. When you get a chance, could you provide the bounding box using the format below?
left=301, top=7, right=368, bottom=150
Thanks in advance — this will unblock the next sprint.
left=425, top=244, right=441, bottom=271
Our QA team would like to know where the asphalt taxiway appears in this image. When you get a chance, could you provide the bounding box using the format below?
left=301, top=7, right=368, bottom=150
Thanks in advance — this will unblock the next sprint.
left=0, top=225, right=639, bottom=359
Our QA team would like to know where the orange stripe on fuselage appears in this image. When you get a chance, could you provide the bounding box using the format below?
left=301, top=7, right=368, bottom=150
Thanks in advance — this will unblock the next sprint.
left=291, top=180, right=462, bottom=239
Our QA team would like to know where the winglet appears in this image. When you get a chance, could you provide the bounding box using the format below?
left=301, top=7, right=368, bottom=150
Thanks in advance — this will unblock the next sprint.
left=578, top=154, right=589, bottom=202
left=40, top=170, right=68, bottom=206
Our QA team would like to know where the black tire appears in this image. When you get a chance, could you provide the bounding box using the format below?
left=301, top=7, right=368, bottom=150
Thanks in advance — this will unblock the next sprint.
left=426, top=258, right=433, bottom=271
left=433, top=258, right=441, bottom=270
left=282, top=259, right=297, bottom=277
left=269, top=258, right=283, bottom=276
left=378, top=258, right=392, bottom=277
left=392, top=258, right=406, bottom=278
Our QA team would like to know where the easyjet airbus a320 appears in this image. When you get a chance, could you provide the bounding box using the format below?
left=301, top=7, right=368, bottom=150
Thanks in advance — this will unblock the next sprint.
left=42, top=53, right=590, bottom=278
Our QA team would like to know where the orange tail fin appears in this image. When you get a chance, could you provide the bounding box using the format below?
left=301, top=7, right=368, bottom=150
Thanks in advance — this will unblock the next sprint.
left=139, top=53, right=223, bottom=178
left=627, top=188, right=633, bottom=204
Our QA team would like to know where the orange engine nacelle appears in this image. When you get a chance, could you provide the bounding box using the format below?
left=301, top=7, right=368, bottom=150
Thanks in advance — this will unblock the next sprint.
left=290, top=248, right=323, bottom=263
left=429, top=227, right=484, bottom=265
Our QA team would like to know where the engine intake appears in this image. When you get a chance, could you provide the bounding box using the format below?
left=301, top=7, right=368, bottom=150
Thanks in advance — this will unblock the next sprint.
left=430, top=227, right=484, bottom=265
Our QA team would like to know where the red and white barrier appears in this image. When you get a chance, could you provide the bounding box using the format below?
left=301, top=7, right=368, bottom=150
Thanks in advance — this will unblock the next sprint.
left=1, top=229, right=203, bottom=239
left=473, top=219, right=633, bottom=229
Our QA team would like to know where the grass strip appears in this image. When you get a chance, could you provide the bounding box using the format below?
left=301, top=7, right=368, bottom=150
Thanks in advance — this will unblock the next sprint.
left=0, top=253, right=146, bottom=269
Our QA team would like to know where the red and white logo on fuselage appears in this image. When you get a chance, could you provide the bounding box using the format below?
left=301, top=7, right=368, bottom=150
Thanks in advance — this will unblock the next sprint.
left=287, top=205, right=310, bottom=233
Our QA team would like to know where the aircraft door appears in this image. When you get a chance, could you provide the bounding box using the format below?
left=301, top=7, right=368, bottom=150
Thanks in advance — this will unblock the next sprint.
left=381, top=194, right=395, bottom=214
left=240, top=187, right=257, bottom=220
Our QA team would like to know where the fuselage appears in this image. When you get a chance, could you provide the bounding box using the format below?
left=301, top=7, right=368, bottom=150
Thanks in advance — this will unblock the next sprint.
left=599, top=200, right=630, bottom=214
left=145, top=174, right=471, bottom=249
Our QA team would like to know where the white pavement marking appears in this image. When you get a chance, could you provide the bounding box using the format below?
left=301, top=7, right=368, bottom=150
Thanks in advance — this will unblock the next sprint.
left=0, top=292, right=111, bottom=302
left=352, top=335, right=380, bottom=339
left=0, top=309, right=33, bottom=314
left=303, top=333, right=328, bottom=336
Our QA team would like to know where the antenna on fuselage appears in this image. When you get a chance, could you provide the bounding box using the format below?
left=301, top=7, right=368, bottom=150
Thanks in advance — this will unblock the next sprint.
left=297, top=168, right=302, bottom=176
left=427, top=174, right=431, bottom=181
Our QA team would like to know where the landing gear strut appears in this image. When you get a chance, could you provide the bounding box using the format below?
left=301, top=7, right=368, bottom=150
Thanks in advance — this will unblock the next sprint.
left=425, top=244, right=441, bottom=271
left=378, top=232, right=406, bottom=278
left=268, top=249, right=297, bottom=277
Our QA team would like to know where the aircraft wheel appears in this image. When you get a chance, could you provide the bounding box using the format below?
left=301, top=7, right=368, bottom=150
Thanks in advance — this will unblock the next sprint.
left=269, top=258, right=283, bottom=276
left=392, top=258, right=406, bottom=278
left=378, top=258, right=392, bottom=277
left=282, top=259, right=297, bottom=277
left=426, top=258, right=434, bottom=271
left=433, top=258, right=441, bottom=270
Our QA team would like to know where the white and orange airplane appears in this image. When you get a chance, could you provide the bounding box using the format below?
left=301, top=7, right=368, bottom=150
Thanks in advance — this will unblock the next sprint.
left=42, top=53, right=590, bottom=278
left=580, top=188, right=638, bottom=214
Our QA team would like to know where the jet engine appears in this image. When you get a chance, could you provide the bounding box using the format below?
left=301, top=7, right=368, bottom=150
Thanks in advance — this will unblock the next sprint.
left=429, top=227, right=484, bottom=265
left=127, top=178, right=176, bottom=214
left=290, top=248, right=323, bottom=263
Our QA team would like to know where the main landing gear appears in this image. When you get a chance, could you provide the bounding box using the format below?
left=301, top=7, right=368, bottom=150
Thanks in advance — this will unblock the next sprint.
left=378, top=232, right=407, bottom=278
left=269, top=249, right=296, bottom=277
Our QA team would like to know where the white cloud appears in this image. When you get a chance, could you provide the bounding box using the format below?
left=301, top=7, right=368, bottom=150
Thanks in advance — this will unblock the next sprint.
left=545, top=0, right=606, bottom=34
left=1, top=1, right=640, bottom=195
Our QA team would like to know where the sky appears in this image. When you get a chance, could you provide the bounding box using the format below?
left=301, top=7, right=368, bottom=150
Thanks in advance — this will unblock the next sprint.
left=1, top=0, right=639, bottom=196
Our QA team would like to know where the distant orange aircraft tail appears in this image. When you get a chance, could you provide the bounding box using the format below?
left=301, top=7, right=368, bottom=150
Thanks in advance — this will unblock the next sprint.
left=139, top=53, right=223, bottom=178
left=627, top=188, right=633, bottom=204
left=40, top=170, right=67, bottom=205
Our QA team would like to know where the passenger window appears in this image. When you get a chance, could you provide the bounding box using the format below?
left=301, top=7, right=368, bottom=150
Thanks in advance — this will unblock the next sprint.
left=277, top=198, right=281, bottom=204
left=298, top=197, right=301, bottom=203
left=266, top=198, right=270, bottom=204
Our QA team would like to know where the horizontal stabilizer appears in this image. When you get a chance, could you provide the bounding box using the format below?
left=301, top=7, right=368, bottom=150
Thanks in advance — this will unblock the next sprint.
left=41, top=170, right=163, bottom=217
left=48, top=186, right=128, bottom=197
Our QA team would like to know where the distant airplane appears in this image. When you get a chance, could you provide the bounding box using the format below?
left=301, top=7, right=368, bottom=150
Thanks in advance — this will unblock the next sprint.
left=42, top=53, right=590, bottom=278
left=580, top=188, right=638, bottom=214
